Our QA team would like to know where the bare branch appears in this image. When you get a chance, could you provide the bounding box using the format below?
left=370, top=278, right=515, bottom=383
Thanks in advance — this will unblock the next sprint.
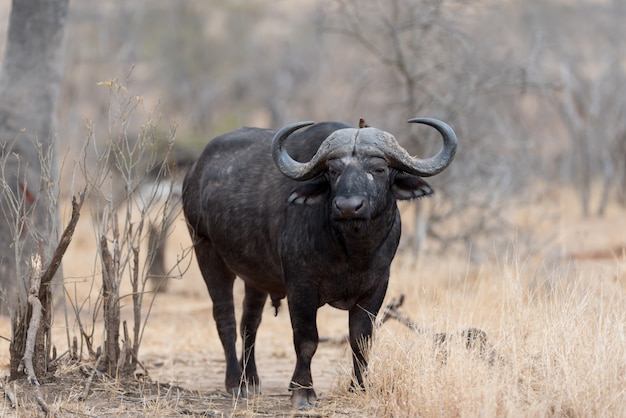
left=39, top=191, right=86, bottom=288
left=1, top=379, right=17, bottom=408
left=16, top=255, right=54, bottom=415
left=79, top=355, right=102, bottom=401
left=19, top=256, right=43, bottom=386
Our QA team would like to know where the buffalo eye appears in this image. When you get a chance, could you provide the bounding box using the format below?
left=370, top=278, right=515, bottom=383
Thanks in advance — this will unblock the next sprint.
left=327, top=161, right=344, bottom=179
left=366, top=159, right=388, bottom=176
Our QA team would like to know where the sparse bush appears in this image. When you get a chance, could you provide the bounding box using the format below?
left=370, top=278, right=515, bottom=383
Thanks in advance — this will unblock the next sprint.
left=3, top=77, right=188, bottom=414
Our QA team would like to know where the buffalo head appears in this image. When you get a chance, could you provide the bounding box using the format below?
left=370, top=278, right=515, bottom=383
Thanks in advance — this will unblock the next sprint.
left=272, top=118, right=456, bottom=235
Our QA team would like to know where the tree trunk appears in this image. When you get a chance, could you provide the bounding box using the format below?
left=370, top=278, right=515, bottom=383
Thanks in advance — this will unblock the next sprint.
left=147, top=222, right=169, bottom=293
left=0, top=0, right=69, bottom=314
left=619, top=135, right=626, bottom=207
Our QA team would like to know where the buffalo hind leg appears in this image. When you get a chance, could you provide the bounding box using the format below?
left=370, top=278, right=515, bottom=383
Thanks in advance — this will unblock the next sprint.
left=192, top=237, right=242, bottom=396
left=240, top=283, right=268, bottom=395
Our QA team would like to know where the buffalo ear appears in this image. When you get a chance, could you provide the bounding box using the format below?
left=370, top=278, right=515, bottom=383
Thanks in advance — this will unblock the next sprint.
left=392, top=173, right=434, bottom=200
left=288, top=181, right=329, bottom=205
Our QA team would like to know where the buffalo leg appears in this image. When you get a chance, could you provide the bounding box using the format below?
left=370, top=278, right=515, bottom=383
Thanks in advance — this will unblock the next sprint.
left=286, top=290, right=319, bottom=409
left=240, top=283, right=267, bottom=394
left=192, top=237, right=242, bottom=395
left=348, top=307, right=373, bottom=389
left=348, top=287, right=387, bottom=389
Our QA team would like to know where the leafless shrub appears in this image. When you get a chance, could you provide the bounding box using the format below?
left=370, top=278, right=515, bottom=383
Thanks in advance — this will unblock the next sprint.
left=1, top=136, right=74, bottom=390
left=72, top=77, right=185, bottom=376
left=3, top=77, right=189, bottom=413
left=0, top=135, right=63, bottom=313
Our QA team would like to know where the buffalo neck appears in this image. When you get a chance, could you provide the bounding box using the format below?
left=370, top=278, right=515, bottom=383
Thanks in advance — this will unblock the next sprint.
left=330, top=202, right=400, bottom=268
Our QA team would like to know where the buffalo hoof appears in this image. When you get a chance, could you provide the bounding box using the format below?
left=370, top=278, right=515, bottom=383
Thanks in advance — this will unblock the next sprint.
left=227, top=383, right=261, bottom=399
left=227, top=386, right=246, bottom=398
left=290, top=388, right=317, bottom=410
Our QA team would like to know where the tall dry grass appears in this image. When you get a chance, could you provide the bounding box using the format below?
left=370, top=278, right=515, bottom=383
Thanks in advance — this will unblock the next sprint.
left=321, top=245, right=626, bottom=417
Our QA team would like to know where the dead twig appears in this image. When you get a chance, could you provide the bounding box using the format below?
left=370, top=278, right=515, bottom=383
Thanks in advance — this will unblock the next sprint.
left=376, top=294, right=423, bottom=333
left=33, top=385, right=52, bottom=416
left=320, top=295, right=421, bottom=344
left=1, top=378, right=17, bottom=408
left=100, top=213, right=121, bottom=376
left=48, top=349, right=70, bottom=368
left=118, top=321, right=131, bottom=373
left=19, top=256, right=44, bottom=385
left=79, top=355, right=103, bottom=401
left=10, top=194, right=85, bottom=416
left=320, top=294, right=499, bottom=365
left=39, top=191, right=85, bottom=288
left=17, top=255, right=53, bottom=415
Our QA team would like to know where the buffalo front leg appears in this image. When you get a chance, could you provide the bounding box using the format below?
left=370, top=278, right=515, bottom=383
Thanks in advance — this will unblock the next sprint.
left=287, top=290, right=320, bottom=409
left=348, top=290, right=386, bottom=390
left=348, top=307, right=373, bottom=390
left=193, top=237, right=242, bottom=396
left=240, top=283, right=268, bottom=395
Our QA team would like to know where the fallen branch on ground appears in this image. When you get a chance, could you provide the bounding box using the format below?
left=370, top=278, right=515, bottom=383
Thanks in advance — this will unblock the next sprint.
left=376, top=294, right=423, bottom=332
left=320, top=294, right=500, bottom=364
left=1, top=378, right=17, bottom=408
left=79, top=355, right=103, bottom=401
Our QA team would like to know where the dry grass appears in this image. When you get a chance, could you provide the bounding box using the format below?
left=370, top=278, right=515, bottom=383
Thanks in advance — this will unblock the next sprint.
left=1, top=186, right=625, bottom=417
left=339, top=256, right=626, bottom=417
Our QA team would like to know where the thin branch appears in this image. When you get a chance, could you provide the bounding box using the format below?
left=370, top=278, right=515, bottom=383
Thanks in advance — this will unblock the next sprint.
left=79, top=355, right=102, bottom=401
left=19, top=256, right=43, bottom=386
left=1, top=379, right=17, bottom=408
left=17, top=255, right=54, bottom=415
left=39, top=190, right=86, bottom=288
left=376, top=294, right=423, bottom=333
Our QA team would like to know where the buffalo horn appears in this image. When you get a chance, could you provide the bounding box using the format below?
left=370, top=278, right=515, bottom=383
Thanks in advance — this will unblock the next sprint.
left=272, top=121, right=331, bottom=181
left=272, top=118, right=457, bottom=181
left=384, top=118, right=457, bottom=177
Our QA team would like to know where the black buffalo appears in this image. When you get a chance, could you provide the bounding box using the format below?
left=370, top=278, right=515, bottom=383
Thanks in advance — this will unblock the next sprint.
left=182, top=118, right=457, bottom=409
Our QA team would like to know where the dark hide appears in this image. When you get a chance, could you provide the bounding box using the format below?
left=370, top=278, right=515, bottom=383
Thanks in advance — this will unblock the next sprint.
left=182, top=122, right=434, bottom=409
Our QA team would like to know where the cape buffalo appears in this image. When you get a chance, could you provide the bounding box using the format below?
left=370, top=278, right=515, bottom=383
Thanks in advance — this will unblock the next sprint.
left=182, top=118, right=457, bottom=409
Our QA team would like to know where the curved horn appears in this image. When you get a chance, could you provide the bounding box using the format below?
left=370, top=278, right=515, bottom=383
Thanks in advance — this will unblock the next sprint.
left=386, top=118, right=457, bottom=177
left=272, top=121, right=334, bottom=181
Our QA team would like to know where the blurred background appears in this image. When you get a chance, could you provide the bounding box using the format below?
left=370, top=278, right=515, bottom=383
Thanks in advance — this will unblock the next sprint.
left=1, top=0, right=625, bottom=260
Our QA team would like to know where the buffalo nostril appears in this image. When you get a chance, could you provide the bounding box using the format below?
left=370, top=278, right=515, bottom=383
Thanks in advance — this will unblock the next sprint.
left=334, top=196, right=368, bottom=218
left=352, top=198, right=364, bottom=213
